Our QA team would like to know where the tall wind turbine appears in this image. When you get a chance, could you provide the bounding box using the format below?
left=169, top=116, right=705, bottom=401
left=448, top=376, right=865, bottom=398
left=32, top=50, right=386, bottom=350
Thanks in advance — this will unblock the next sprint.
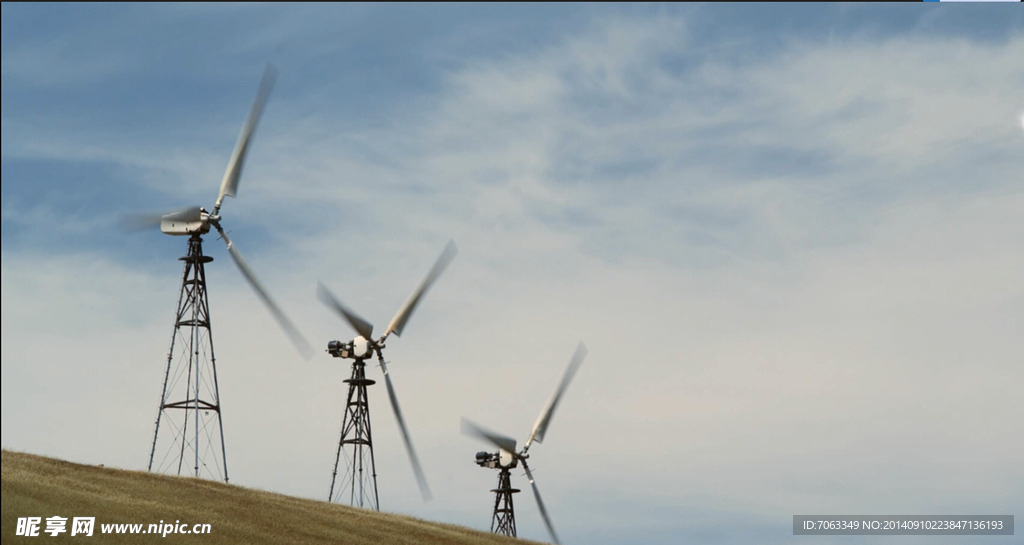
left=130, top=65, right=314, bottom=482
left=462, top=342, right=587, bottom=543
left=317, top=240, right=457, bottom=509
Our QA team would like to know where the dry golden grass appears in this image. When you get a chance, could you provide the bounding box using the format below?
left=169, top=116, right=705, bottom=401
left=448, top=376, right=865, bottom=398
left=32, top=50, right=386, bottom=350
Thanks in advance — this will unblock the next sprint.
left=2, top=450, right=542, bottom=545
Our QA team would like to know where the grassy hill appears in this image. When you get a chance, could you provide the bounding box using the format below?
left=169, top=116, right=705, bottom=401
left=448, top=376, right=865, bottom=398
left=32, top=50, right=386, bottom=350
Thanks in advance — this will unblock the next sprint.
left=2, top=450, right=542, bottom=545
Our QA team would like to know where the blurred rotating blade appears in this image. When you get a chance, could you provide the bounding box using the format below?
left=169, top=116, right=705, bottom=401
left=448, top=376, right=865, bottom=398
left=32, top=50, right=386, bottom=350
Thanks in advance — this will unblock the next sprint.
left=119, top=206, right=203, bottom=232
left=316, top=282, right=374, bottom=340
left=215, top=225, right=315, bottom=360
left=522, top=459, right=560, bottom=545
left=215, top=63, right=277, bottom=210
left=460, top=418, right=517, bottom=454
left=526, top=342, right=587, bottom=450
left=376, top=350, right=432, bottom=501
left=384, top=240, right=457, bottom=339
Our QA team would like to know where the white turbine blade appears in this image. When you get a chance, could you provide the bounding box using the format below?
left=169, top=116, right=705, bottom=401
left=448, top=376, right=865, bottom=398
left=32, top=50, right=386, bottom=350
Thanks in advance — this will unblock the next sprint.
left=316, top=282, right=374, bottom=340
left=383, top=240, right=457, bottom=339
left=526, top=342, right=587, bottom=449
left=460, top=417, right=517, bottom=454
left=120, top=213, right=165, bottom=233
left=522, top=459, right=560, bottom=545
left=216, top=227, right=315, bottom=360
left=377, top=351, right=432, bottom=501
left=162, top=206, right=205, bottom=223
left=215, top=64, right=277, bottom=210
left=119, top=206, right=202, bottom=233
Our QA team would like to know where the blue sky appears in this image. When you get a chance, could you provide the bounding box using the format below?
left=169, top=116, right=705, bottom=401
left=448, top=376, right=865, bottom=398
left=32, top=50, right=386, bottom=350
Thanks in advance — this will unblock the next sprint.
left=2, top=4, right=1022, bottom=545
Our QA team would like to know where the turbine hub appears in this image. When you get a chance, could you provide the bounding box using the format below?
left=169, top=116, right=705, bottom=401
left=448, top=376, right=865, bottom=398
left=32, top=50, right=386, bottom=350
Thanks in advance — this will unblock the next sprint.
left=353, top=336, right=373, bottom=359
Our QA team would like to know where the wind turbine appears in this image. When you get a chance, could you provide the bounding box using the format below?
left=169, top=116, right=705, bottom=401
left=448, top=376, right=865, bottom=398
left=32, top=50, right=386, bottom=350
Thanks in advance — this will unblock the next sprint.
left=462, top=342, right=587, bottom=544
left=130, top=65, right=314, bottom=482
left=317, top=240, right=457, bottom=509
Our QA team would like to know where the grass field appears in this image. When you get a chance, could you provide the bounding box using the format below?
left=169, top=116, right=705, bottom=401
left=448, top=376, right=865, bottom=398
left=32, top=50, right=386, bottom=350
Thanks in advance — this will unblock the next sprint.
left=2, top=450, right=542, bottom=544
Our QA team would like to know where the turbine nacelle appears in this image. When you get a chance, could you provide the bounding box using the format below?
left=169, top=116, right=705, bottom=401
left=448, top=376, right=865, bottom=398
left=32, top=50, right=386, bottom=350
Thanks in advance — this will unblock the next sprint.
left=326, top=335, right=375, bottom=360
left=473, top=450, right=520, bottom=469
left=475, top=450, right=518, bottom=469
left=160, top=207, right=217, bottom=236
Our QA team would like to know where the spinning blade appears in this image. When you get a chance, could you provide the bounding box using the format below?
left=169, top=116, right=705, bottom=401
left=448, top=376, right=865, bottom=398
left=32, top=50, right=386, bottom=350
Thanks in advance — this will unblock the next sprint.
left=376, top=349, right=432, bottom=500
left=522, top=459, right=559, bottom=545
left=215, top=225, right=314, bottom=360
left=316, top=282, right=374, bottom=340
left=384, top=240, right=458, bottom=339
left=216, top=64, right=277, bottom=212
left=119, top=206, right=203, bottom=233
left=526, top=342, right=587, bottom=450
left=461, top=418, right=518, bottom=455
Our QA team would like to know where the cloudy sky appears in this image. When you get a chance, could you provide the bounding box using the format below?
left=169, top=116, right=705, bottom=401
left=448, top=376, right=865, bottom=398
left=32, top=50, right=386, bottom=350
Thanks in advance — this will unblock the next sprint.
left=2, top=4, right=1022, bottom=544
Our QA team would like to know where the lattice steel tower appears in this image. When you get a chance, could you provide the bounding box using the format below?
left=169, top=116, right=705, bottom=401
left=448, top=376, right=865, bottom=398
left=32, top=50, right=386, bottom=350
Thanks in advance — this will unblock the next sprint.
left=489, top=464, right=520, bottom=537
left=328, top=356, right=380, bottom=509
left=148, top=234, right=228, bottom=482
